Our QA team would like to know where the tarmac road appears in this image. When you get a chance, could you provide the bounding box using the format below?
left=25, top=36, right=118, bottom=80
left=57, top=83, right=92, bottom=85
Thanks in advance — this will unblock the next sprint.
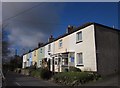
left=4, top=71, right=59, bottom=87
left=3, top=71, right=119, bottom=87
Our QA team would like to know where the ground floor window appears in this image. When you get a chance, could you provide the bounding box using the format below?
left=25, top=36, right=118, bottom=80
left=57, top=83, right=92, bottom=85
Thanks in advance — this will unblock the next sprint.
left=77, top=53, right=83, bottom=65
left=70, top=52, right=75, bottom=62
left=31, top=61, right=33, bottom=65
left=24, top=62, right=26, bottom=67
left=55, top=58, right=58, bottom=65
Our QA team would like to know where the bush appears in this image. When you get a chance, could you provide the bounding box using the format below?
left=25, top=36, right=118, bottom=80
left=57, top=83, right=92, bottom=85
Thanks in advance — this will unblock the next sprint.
left=29, top=68, right=42, bottom=77
left=40, top=68, right=52, bottom=80
left=30, top=70, right=40, bottom=77
left=69, top=66, right=81, bottom=72
left=53, top=72, right=100, bottom=86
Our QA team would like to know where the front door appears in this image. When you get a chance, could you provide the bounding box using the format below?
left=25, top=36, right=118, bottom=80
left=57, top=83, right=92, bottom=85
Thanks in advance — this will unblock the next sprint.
left=52, top=57, right=54, bottom=72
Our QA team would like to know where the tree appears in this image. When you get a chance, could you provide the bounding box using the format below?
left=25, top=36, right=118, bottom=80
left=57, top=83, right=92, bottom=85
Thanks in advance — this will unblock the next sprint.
left=2, top=24, right=11, bottom=62
left=10, top=55, right=22, bottom=71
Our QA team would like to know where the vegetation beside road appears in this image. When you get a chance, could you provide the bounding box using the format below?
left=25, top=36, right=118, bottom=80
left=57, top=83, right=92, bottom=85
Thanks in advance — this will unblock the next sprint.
left=14, top=66, right=101, bottom=86
left=52, top=71, right=101, bottom=86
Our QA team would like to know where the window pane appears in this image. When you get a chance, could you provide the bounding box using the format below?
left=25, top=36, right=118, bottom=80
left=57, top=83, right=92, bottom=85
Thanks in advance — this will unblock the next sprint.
left=59, top=39, right=62, bottom=47
left=76, top=32, right=82, bottom=42
left=71, top=57, right=74, bottom=62
left=40, top=48, right=42, bottom=53
left=79, top=32, right=82, bottom=40
left=77, top=53, right=83, bottom=64
left=48, top=44, right=51, bottom=51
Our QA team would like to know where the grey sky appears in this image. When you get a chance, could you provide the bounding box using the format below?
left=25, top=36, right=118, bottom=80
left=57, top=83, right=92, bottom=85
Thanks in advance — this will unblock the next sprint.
left=2, top=2, right=65, bottom=55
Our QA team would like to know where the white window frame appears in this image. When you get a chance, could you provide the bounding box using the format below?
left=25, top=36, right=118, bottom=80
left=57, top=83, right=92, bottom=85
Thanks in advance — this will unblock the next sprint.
left=48, top=44, right=51, bottom=52
left=59, top=39, right=63, bottom=48
left=39, top=60, right=42, bottom=65
left=76, top=31, right=82, bottom=43
left=77, top=53, right=83, bottom=65
left=40, top=48, right=42, bottom=53
left=55, top=58, right=58, bottom=65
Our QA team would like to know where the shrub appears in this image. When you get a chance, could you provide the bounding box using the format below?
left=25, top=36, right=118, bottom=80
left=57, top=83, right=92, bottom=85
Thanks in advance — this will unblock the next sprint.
left=69, top=66, right=81, bottom=72
left=53, top=72, right=100, bottom=86
left=40, top=67, right=52, bottom=80
left=30, top=70, right=40, bottom=77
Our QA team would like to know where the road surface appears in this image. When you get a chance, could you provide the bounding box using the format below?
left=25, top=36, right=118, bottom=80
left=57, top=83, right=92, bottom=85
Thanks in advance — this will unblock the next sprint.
left=3, top=71, right=119, bottom=87
left=4, top=71, right=60, bottom=87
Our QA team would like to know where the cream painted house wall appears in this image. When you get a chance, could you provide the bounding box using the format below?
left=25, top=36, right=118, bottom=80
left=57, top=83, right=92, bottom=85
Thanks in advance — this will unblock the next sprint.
left=45, top=44, right=50, bottom=60
left=54, top=36, right=69, bottom=54
left=68, top=25, right=97, bottom=71
left=54, top=25, right=97, bottom=71
left=31, top=49, right=38, bottom=65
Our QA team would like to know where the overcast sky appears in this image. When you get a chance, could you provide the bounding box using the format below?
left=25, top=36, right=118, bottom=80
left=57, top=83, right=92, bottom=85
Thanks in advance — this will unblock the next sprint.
left=2, top=2, right=118, bottom=56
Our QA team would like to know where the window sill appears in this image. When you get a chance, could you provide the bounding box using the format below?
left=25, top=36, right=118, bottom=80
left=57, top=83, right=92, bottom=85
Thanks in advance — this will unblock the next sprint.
left=76, top=40, right=83, bottom=44
left=76, top=64, right=84, bottom=66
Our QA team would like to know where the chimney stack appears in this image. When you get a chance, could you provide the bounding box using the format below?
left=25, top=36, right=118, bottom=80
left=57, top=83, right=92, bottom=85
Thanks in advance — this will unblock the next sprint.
left=48, top=35, right=54, bottom=42
left=38, top=42, right=44, bottom=48
left=66, top=25, right=74, bottom=33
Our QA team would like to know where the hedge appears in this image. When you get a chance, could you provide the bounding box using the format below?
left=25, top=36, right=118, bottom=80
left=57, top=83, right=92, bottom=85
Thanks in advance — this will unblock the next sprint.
left=29, top=67, right=52, bottom=80
left=69, top=66, right=81, bottom=72
left=53, top=72, right=101, bottom=86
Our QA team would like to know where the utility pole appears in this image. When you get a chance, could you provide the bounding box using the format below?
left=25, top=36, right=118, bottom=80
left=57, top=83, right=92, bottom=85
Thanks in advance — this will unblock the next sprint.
left=15, top=49, right=17, bottom=56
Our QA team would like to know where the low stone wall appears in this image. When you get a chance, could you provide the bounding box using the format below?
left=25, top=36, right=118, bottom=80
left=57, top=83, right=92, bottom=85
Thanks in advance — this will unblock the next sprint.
left=14, top=68, right=30, bottom=76
left=21, top=69, right=30, bottom=75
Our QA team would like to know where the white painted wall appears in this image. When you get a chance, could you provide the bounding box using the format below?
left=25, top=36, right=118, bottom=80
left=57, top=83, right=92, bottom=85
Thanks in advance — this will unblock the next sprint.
left=45, top=44, right=50, bottom=60
left=23, top=24, right=97, bottom=72
left=45, top=42, right=55, bottom=71
left=22, top=55, right=27, bottom=68
left=54, top=24, right=97, bottom=71
left=67, top=25, right=97, bottom=71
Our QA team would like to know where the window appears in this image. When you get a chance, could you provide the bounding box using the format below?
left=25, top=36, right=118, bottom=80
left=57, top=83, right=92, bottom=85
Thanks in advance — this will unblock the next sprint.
left=34, top=51, right=36, bottom=56
left=70, top=57, right=74, bottom=62
left=48, top=44, right=51, bottom=52
left=30, top=53, right=31, bottom=58
left=59, top=39, right=63, bottom=48
left=55, top=58, right=58, bottom=65
left=40, top=48, right=42, bottom=53
left=31, top=61, right=33, bottom=65
left=77, top=53, right=83, bottom=65
left=55, top=61, right=58, bottom=65
left=70, top=52, right=75, bottom=62
left=39, top=60, right=42, bottom=65
left=76, top=31, right=82, bottom=43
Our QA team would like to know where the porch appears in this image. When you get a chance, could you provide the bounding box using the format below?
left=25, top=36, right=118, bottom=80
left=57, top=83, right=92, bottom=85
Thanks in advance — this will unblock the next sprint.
left=50, top=52, right=75, bottom=72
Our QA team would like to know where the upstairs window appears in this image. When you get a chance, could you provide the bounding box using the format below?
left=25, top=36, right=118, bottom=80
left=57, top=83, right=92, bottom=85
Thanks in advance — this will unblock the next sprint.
left=76, top=31, right=82, bottom=43
left=27, top=59, right=29, bottom=61
left=40, top=48, right=42, bottom=53
left=59, top=39, right=63, bottom=48
left=34, top=51, right=36, bottom=56
left=48, top=44, right=51, bottom=52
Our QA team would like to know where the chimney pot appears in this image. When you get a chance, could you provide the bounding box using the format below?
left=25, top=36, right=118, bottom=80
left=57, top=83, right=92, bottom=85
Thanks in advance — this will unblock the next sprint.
left=48, top=35, right=54, bottom=42
left=67, top=25, right=74, bottom=33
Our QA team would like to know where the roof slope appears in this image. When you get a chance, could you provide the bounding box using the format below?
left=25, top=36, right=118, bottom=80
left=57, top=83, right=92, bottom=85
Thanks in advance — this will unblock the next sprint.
left=22, top=22, right=120, bottom=56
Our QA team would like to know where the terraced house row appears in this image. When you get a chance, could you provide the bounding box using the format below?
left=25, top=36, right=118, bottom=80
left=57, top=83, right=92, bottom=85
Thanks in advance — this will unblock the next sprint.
left=22, top=22, right=120, bottom=75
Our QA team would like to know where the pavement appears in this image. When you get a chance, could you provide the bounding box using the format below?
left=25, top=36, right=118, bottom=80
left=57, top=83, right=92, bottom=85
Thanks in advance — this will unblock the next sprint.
left=4, top=71, right=60, bottom=87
